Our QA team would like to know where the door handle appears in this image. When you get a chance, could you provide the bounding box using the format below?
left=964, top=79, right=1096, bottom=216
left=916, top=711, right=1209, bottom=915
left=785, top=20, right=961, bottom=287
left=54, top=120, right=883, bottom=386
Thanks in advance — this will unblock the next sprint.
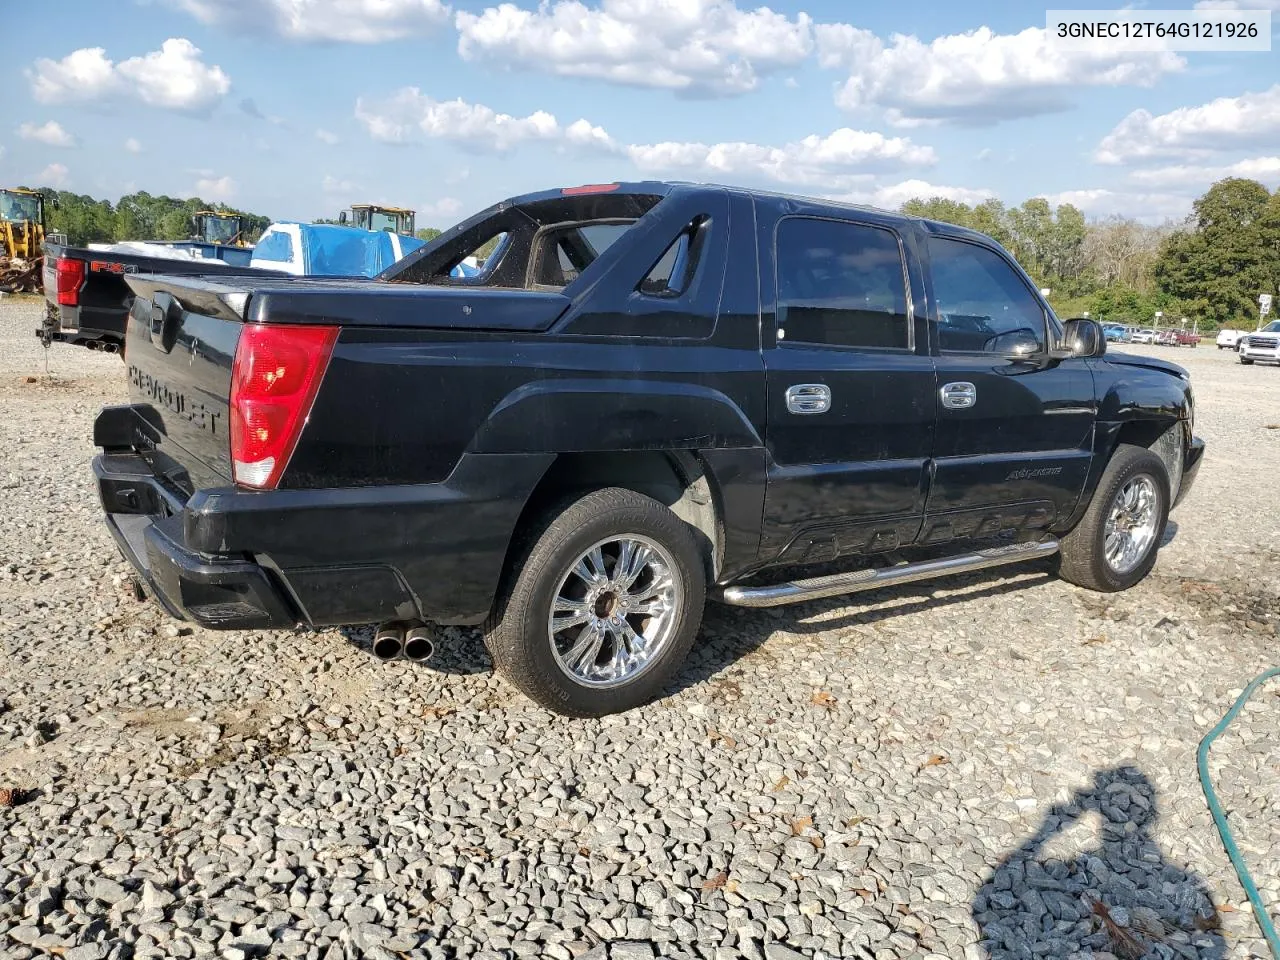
left=785, top=383, right=831, bottom=415
left=940, top=381, right=977, bottom=409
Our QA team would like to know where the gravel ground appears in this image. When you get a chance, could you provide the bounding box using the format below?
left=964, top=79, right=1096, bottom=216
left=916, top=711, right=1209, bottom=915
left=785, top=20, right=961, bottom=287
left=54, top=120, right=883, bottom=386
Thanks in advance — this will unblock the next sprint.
left=1, top=295, right=1277, bottom=960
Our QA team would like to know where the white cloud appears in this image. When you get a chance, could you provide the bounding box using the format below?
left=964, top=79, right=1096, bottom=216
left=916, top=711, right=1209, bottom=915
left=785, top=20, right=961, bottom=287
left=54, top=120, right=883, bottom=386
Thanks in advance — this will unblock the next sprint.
left=817, top=24, right=1185, bottom=126
left=37, top=163, right=70, bottom=187
left=125, top=137, right=143, bottom=153
left=830, top=179, right=996, bottom=210
left=1128, top=156, right=1280, bottom=188
left=456, top=0, right=813, bottom=95
left=18, top=121, right=75, bottom=147
left=420, top=197, right=463, bottom=219
left=1095, top=84, right=1280, bottom=164
left=195, top=175, right=236, bottom=200
left=165, top=0, right=450, bottom=42
left=28, top=39, right=230, bottom=114
left=355, top=88, right=609, bottom=152
left=315, top=128, right=340, bottom=145
left=27, top=47, right=118, bottom=104
left=564, top=118, right=617, bottom=151
left=1040, top=188, right=1191, bottom=221
left=626, top=127, right=936, bottom=190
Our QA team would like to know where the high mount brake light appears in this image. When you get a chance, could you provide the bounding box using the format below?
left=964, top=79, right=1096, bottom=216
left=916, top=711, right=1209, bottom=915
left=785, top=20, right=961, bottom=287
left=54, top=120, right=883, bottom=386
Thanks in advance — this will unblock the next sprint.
left=56, top=258, right=85, bottom=306
left=561, top=183, right=620, bottom=196
left=229, top=323, right=339, bottom=489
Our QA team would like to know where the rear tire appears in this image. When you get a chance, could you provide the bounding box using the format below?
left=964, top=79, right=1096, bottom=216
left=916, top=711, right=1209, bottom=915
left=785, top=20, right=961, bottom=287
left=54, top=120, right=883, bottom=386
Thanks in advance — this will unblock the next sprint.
left=485, top=487, right=706, bottom=717
left=1057, top=445, right=1170, bottom=592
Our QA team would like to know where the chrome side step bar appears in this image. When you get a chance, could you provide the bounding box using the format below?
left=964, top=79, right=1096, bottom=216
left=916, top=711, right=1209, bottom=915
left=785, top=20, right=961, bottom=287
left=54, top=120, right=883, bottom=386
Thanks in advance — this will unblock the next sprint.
left=715, top=539, right=1060, bottom=608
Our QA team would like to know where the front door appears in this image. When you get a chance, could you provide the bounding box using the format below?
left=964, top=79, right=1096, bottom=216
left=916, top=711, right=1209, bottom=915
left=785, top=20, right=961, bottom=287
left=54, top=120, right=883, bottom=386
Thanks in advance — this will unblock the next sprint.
left=921, top=232, right=1096, bottom=543
left=760, top=213, right=937, bottom=565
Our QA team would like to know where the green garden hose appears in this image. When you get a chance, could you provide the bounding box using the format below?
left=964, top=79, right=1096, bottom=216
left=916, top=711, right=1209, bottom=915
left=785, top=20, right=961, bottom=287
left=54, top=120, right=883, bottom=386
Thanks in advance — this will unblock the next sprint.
left=1197, top=667, right=1280, bottom=958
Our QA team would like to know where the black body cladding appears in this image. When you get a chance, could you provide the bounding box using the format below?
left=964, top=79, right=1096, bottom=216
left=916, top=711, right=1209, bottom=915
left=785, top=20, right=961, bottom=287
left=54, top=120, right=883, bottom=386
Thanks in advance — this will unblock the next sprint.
left=92, top=182, right=1205, bottom=631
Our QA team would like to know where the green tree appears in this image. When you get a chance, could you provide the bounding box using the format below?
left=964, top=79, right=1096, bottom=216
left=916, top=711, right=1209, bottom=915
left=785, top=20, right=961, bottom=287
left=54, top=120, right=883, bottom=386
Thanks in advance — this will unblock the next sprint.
left=1153, top=178, right=1273, bottom=328
left=415, top=227, right=443, bottom=242
left=33, top=186, right=272, bottom=246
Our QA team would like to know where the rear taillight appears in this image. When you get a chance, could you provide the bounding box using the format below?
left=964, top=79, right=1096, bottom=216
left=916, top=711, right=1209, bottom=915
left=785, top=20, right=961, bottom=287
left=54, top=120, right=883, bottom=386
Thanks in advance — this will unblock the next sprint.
left=55, top=258, right=85, bottom=306
left=229, top=323, right=339, bottom=489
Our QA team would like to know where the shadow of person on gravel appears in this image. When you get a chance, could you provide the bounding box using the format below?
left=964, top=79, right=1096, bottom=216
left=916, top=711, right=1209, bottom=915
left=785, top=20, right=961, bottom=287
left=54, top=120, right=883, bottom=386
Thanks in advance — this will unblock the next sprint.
left=973, top=765, right=1225, bottom=960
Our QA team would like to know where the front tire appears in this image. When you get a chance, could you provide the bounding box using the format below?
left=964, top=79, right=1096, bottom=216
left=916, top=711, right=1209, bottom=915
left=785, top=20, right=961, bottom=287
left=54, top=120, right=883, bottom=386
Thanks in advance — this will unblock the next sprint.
left=485, top=488, right=706, bottom=717
left=1057, top=445, right=1170, bottom=592
left=1240, top=354, right=1254, bottom=364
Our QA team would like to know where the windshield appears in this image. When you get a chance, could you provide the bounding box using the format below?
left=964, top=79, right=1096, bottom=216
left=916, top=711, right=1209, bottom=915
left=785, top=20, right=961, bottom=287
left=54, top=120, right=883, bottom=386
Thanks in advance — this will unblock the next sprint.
left=0, top=192, right=41, bottom=224
left=204, top=216, right=240, bottom=244
left=367, top=211, right=399, bottom=233
left=1262, top=321, right=1280, bottom=333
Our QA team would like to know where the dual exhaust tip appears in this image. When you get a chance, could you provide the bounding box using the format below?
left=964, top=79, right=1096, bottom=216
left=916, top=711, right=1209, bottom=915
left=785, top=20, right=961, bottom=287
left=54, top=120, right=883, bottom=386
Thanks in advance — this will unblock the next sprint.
left=372, top=623, right=435, bottom=663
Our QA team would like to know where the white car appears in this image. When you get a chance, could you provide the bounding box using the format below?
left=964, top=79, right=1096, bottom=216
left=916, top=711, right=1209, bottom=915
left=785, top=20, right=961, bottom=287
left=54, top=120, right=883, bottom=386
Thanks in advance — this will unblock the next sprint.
left=1131, top=328, right=1156, bottom=344
left=1216, top=328, right=1245, bottom=350
left=1239, top=321, right=1280, bottom=365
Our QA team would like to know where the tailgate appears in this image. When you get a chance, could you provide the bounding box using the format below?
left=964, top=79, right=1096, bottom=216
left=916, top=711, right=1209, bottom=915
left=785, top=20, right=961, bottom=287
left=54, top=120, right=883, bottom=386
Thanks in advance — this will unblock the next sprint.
left=123, top=278, right=247, bottom=490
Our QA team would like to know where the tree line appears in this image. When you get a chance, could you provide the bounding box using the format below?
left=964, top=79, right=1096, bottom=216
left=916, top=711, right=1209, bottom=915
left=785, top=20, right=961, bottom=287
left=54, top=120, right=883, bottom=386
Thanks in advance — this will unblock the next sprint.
left=900, top=177, right=1280, bottom=331
left=21, top=178, right=1279, bottom=328
left=22, top=188, right=272, bottom=247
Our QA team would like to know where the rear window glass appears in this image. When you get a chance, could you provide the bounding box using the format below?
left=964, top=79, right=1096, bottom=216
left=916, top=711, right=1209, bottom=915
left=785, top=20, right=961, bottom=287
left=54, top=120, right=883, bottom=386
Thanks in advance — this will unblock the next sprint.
left=533, top=222, right=635, bottom=288
left=254, top=230, right=293, bottom=263
left=385, top=192, right=664, bottom=289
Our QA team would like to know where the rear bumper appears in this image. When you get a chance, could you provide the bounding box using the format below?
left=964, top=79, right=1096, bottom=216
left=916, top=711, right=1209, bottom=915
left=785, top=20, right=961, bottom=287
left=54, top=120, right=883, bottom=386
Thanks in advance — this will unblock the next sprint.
left=95, top=453, right=299, bottom=629
left=92, top=406, right=551, bottom=630
left=37, top=301, right=124, bottom=348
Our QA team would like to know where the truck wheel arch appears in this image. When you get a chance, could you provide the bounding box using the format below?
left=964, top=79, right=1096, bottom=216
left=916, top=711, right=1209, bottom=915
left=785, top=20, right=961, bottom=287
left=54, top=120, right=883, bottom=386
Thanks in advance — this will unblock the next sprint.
left=1112, top=418, right=1185, bottom=503
left=505, top=450, right=724, bottom=586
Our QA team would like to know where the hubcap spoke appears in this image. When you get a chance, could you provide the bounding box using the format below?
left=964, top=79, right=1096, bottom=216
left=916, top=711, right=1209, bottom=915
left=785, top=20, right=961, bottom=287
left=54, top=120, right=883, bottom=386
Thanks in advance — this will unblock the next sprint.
left=562, top=621, right=605, bottom=672
left=615, top=542, right=652, bottom=591
left=551, top=596, right=592, bottom=633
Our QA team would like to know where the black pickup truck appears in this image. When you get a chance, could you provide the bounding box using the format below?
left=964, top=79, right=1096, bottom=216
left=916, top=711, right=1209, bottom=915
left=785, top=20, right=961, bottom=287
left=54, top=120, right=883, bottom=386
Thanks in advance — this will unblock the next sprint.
left=91, top=182, right=1204, bottom=716
left=39, top=241, right=283, bottom=354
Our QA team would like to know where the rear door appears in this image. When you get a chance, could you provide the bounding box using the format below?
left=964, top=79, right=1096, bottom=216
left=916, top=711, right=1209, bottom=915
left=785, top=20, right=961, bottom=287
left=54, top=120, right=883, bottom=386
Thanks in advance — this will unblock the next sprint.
left=921, top=232, right=1095, bottom=542
left=759, top=210, right=936, bottom=565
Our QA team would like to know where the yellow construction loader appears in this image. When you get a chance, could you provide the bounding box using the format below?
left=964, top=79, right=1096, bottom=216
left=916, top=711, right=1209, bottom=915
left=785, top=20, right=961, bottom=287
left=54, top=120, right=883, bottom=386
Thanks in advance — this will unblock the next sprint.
left=0, top=188, right=48, bottom=293
left=340, top=204, right=416, bottom=236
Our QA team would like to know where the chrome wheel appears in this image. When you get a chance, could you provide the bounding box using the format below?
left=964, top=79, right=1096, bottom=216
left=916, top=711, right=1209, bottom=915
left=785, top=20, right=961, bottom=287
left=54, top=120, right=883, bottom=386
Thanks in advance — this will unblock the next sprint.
left=1103, top=475, right=1159, bottom=574
left=548, top=535, right=682, bottom=688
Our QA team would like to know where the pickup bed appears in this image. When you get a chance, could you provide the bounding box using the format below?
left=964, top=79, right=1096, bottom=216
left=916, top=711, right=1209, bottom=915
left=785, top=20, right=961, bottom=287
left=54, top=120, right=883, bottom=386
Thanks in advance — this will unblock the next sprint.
left=91, top=181, right=1205, bottom=716
left=39, top=241, right=287, bottom=353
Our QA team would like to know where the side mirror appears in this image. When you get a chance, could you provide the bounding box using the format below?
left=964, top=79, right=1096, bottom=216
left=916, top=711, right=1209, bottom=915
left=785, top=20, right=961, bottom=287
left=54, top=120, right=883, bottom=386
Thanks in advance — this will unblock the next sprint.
left=1062, top=318, right=1106, bottom=358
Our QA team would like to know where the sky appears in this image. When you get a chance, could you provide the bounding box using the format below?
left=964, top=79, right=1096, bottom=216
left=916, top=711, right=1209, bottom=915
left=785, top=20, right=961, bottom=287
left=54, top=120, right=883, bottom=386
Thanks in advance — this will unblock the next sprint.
left=1, top=0, right=1278, bottom=228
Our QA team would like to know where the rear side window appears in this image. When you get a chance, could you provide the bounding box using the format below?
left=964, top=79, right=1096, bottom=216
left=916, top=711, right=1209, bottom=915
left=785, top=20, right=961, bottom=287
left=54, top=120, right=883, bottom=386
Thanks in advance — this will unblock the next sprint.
left=928, top=236, right=1046, bottom=355
left=775, top=218, right=910, bottom=350
left=532, top=221, right=635, bottom=288
left=254, top=230, right=293, bottom=263
left=638, top=216, right=710, bottom=298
